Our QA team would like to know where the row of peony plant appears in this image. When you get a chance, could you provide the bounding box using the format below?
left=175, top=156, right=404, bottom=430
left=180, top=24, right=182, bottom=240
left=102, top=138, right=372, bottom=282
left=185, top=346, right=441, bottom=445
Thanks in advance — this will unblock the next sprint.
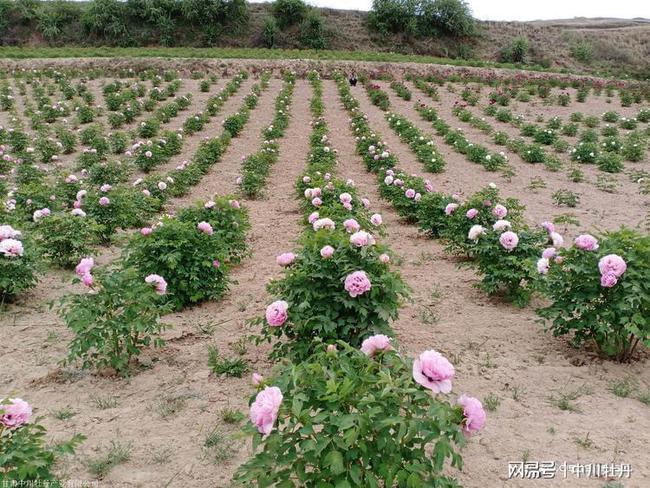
left=335, top=72, right=649, bottom=363
left=238, top=72, right=295, bottom=198
left=0, top=71, right=261, bottom=303
left=234, top=71, right=487, bottom=487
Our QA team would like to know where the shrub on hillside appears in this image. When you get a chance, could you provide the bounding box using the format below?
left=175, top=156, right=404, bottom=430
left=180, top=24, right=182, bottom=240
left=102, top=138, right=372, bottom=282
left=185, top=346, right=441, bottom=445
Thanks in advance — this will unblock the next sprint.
left=299, top=9, right=327, bottom=49
left=272, top=0, right=308, bottom=29
left=417, top=0, right=475, bottom=38
left=262, top=15, right=279, bottom=48
left=499, top=36, right=529, bottom=64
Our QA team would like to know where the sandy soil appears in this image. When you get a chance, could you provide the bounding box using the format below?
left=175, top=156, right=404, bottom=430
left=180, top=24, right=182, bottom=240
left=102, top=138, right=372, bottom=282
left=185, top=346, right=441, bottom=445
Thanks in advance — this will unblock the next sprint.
left=1, top=73, right=649, bottom=488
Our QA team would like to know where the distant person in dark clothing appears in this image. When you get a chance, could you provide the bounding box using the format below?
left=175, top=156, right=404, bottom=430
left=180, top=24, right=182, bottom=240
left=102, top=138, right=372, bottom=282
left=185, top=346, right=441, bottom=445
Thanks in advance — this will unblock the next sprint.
left=349, top=72, right=357, bottom=86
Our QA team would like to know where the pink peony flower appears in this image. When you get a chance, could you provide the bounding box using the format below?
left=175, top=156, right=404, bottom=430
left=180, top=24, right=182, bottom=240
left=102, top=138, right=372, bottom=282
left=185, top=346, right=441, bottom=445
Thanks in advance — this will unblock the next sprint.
left=384, top=175, right=394, bottom=185
left=343, top=219, right=360, bottom=233
left=550, top=232, right=564, bottom=248
left=598, top=254, right=627, bottom=278
left=541, top=221, right=555, bottom=233
left=229, top=200, right=240, bottom=209
left=265, top=300, right=288, bottom=327
left=98, top=196, right=110, bottom=207
left=311, top=197, right=322, bottom=207
left=145, top=274, right=167, bottom=295
left=405, top=188, right=416, bottom=199
left=412, top=350, right=454, bottom=393
left=320, top=245, right=334, bottom=259
left=458, top=394, right=486, bottom=436
left=249, top=386, right=283, bottom=436
left=574, top=234, right=599, bottom=251
left=537, top=257, right=550, bottom=275
left=344, top=271, right=372, bottom=297
left=204, top=200, right=216, bottom=209
left=0, top=238, right=23, bottom=257
left=370, top=214, right=383, bottom=226
left=75, top=257, right=94, bottom=277
left=339, top=192, right=352, bottom=204
left=600, top=273, right=618, bottom=288
left=313, top=218, right=335, bottom=231
left=0, top=225, right=21, bottom=241
left=468, top=225, right=485, bottom=241
left=213, top=259, right=221, bottom=268
left=379, top=253, right=390, bottom=264
left=197, top=221, right=213, bottom=235
left=360, top=334, right=393, bottom=356
left=308, top=211, right=319, bottom=224
left=252, top=373, right=263, bottom=386
left=493, top=204, right=507, bottom=219
left=343, top=201, right=353, bottom=211
left=100, top=184, right=112, bottom=193
left=276, top=252, right=296, bottom=267
left=361, top=197, right=370, bottom=208
left=0, top=398, right=32, bottom=428
left=466, top=208, right=479, bottom=219
left=492, top=220, right=511, bottom=232
left=445, top=203, right=459, bottom=215
left=141, top=227, right=153, bottom=236
left=81, top=273, right=94, bottom=287
left=499, top=231, right=519, bottom=251
left=542, top=247, right=557, bottom=259
left=350, top=231, right=373, bottom=247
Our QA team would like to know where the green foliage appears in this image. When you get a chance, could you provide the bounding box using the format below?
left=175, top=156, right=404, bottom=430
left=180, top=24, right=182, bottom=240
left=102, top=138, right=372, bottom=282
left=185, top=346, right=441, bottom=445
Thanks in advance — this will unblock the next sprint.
left=234, top=342, right=466, bottom=486
left=0, top=232, right=39, bottom=302
left=58, top=267, right=171, bottom=372
left=537, top=229, right=650, bottom=362
left=570, top=40, right=593, bottom=64
left=299, top=10, right=327, bottom=50
left=122, top=216, right=231, bottom=310
left=273, top=0, right=308, bottom=29
left=258, top=230, right=409, bottom=362
left=417, top=0, right=475, bottom=38
left=500, top=36, right=528, bottom=64
left=470, top=228, right=547, bottom=307
left=35, top=213, right=102, bottom=269
left=0, top=416, right=84, bottom=482
left=369, top=0, right=417, bottom=37
left=262, top=15, right=279, bottom=48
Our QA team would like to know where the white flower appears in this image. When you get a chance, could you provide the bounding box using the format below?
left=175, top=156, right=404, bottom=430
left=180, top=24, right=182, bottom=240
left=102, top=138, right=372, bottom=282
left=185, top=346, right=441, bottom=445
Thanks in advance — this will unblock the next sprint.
left=468, top=225, right=485, bottom=240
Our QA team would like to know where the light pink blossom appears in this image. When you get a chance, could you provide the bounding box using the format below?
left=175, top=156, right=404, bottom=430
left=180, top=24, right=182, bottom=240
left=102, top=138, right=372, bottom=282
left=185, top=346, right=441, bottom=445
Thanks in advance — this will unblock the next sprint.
left=458, top=394, right=486, bottom=436
left=350, top=231, right=373, bottom=247
left=265, top=300, right=288, bottom=327
left=252, top=373, right=263, bottom=386
left=445, top=203, right=459, bottom=215
left=141, top=227, right=153, bottom=236
left=0, top=398, right=32, bottom=428
left=466, top=208, right=478, bottom=219
left=537, top=257, right=550, bottom=275
left=550, top=232, right=564, bottom=248
left=499, top=231, right=519, bottom=251
left=75, top=257, right=94, bottom=277
left=542, top=247, right=557, bottom=259
left=379, top=253, right=390, bottom=264
left=598, top=254, right=627, bottom=278
left=493, top=204, right=507, bottom=219
left=344, top=271, right=372, bottom=297
left=145, top=274, right=167, bottom=295
left=412, top=350, right=454, bottom=394
left=0, top=238, right=23, bottom=257
left=98, top=196, right=110, bottom=207
left=313, top=218, right=335, bottom=231
left=360, top=334, right=393, bottom=356
left=574, top=234, right=599, bottom=251
left=405, top=188, right=416, bottom=199
left=320, top=245, right=334, bottom=258
left=276, top=252, right=296, bottom=267
left=468, top=225, right=485, bottom=241
left=370, top=214, right=383, bottom=226
left=249, top=386, right=283, bottom=436
left=343, top=219, right=360, bottom=233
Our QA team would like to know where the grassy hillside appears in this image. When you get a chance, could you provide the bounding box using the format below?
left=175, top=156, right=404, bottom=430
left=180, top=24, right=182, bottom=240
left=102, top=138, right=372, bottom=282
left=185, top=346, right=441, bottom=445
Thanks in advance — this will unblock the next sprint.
left=1, top=1, right=648, bottom=78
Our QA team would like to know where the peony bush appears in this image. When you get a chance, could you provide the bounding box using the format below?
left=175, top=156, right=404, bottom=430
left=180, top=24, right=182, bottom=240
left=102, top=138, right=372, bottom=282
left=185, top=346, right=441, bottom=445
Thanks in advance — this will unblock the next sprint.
left=0, top=224, right=38, bottom=302
left=0, top=398, right=84, bottom=482
left=235, top=341, right=484, bottom=486
left=58, top=264, right=171, bottom=373
left=537, top=228, right=649, bottom=361
left=122, top=216, right=231, bottom=310
left=258, top=229, right=409, bottom=361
